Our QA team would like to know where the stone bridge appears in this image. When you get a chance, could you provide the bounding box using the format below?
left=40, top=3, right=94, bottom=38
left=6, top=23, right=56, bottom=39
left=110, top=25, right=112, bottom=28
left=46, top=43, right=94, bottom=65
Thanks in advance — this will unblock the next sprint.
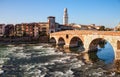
left=50, top=30, right=120, bottom=60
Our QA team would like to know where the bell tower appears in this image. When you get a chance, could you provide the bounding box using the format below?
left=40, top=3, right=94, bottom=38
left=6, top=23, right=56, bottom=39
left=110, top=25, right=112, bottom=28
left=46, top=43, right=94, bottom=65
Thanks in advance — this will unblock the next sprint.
left=63, top=8, right=68, bottom=25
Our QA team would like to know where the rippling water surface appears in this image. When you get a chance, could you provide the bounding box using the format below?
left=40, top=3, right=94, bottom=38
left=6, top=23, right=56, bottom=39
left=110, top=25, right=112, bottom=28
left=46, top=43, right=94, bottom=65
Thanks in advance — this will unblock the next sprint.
left=0, top=43, right=116, bottom=77
left=0, top=44, right=83, bottom=77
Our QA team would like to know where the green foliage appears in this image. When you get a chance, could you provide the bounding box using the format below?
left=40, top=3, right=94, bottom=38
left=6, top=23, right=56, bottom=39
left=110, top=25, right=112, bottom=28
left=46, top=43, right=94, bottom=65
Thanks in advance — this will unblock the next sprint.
left=39, top=31, right=47, bottom=36
left=99, top=26, right=105, bottom=31
left=99, top=40, right=107, bottom=48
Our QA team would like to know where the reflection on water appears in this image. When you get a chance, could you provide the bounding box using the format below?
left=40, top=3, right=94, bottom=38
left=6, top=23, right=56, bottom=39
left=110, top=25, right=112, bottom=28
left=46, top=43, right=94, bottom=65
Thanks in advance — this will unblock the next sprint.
left=97, top=42, right=115, bottom=64
left=60, top=41, right=115, bottom=64
left=88, top=49, right=99, bottom=63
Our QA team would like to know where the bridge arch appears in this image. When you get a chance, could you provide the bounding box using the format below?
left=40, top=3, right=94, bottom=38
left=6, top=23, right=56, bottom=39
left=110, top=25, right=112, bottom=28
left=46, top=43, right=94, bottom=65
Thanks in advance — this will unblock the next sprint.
left=88, top=38, right=107, bottom=51
left=50, top=37, right=57, bottom=46
left=68, top=36, right=84, bottom=52
left=88, top=38, right=115, bottom=63
left=58, top=37, right=65, bottom=47
left=69, top=36, right=84, bottom=47
left=88, top=38, right=115, bottom=52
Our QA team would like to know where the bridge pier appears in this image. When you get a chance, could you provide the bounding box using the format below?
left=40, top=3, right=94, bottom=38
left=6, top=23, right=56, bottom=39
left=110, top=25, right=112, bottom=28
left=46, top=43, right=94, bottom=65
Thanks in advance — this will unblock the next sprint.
left=115, top=50, right=120, bottom=60
left=64, top=44, right=69, bottom=49
left=63, top=45, right=71, bottom=53
left=83, top=45, right=89, bottom=52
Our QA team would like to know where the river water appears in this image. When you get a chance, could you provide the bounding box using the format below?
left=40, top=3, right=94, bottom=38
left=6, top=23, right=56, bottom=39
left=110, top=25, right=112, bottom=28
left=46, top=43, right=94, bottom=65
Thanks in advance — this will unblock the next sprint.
left=0, top=43, right=119, bottom=77
left=0, top=44, right=83, bottom=77
left=97, top=42, right=115, bottom=64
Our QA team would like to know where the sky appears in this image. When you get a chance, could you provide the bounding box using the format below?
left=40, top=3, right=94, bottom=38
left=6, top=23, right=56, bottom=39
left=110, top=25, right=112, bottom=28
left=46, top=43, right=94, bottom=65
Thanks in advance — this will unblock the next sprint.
left=0, top=0, right=120, bottom=28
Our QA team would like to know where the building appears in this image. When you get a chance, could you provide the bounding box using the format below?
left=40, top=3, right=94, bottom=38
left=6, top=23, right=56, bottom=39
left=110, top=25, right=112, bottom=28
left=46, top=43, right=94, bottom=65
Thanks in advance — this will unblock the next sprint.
left=0, top=8, right=104, bottom=43
left=27, top=23, right=35, bottom=37
left=15, top=23, right=37, bottom=37
left=15, top=24, right=23, bottom=36
left=14, top=16, right=57, bottom=38
left=38, top=16, right=58, bottom=35
left=38, top=22, right=49, bottom=35
left=71, top=24, right=81, bottom=30
left=0, top=24, right=5, bottom=37
left=4, top=24, right=14, bottom=37
left=70, top=24, right=102, bottom=30
left=34, top=23, right=39, bottom=38
left=60, top=25, right=73, bottom=30
left=48, top=16, right=56, bottom=33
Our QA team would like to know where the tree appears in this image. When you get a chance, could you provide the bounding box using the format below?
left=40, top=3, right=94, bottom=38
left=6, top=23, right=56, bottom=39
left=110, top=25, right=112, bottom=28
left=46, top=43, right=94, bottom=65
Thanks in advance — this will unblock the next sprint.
left=105, top=28, right=113, bottom=31
left=99, top=26, right=105, bottom=31
left=39, top=31, right=47, bottom=36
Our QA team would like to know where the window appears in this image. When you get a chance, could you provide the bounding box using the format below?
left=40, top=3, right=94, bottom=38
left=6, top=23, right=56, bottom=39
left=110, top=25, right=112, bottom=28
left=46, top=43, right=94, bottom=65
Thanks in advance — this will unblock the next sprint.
left=66, top=34, right=69, bottom=39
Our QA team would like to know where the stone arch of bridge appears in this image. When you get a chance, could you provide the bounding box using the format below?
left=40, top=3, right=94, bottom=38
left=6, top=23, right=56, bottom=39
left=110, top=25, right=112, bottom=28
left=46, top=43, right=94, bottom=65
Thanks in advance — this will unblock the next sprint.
left=69, top=36, right=84, bottom=48
left=58, top=37, right=65, bottom=46
left=50, top=37, right=57, bottom=45
left=88, top=37, right=115, bottom=61
left=84, top=36, right=116, bottom=52
left=88, top=38, right=107, bottom=51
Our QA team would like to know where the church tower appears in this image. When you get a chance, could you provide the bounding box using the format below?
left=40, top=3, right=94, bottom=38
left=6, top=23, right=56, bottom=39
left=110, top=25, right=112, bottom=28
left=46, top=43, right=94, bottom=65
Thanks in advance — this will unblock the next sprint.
left=63, top=8, right=68, bottom=25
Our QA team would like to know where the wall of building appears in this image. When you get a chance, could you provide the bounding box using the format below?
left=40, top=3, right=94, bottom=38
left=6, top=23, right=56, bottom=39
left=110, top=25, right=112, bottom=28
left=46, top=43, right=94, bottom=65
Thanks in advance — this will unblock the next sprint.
left=0, top=24, right=5, bottom=36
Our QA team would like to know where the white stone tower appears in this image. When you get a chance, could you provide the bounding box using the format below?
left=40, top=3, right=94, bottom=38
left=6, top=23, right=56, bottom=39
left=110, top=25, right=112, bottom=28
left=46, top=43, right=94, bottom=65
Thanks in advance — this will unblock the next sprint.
left=63, top=8, right=68, bottom=25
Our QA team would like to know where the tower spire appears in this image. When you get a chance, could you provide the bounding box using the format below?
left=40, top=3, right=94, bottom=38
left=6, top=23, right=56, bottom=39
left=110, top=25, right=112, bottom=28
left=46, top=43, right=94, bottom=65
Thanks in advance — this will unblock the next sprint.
left=63, top=8, right=68, bottom=25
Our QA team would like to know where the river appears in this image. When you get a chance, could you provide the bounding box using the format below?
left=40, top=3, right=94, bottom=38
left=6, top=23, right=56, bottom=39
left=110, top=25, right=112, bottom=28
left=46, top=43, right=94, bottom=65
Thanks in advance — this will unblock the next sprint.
left=0, top=43, right=119, bottom=77
left=97, top=42, right=115, bottom=64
